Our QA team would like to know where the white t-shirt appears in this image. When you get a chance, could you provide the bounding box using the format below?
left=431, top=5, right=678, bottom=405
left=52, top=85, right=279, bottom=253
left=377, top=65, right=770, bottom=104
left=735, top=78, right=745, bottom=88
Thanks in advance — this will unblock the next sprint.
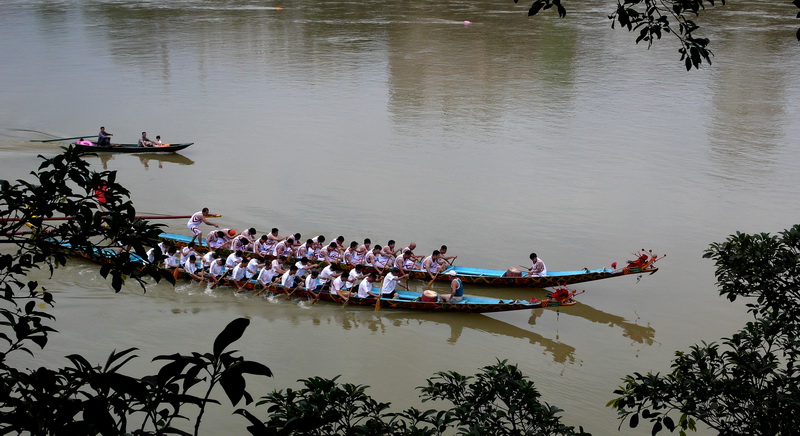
left=305, top=275, right=319, bottom=290
left=281, top=271, right=296, bottom=288
left=331, top=276, right=346, bottom=295
left=357, top=279, right=374, bottom=298
left=231, top=264, right=247, bottom=281
left=381, top=272, right=399, bottom=295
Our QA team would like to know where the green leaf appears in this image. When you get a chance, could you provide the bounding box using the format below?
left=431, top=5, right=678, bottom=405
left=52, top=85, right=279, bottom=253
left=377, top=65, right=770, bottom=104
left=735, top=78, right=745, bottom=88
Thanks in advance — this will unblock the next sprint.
left=213, top=318, right=250, bottom=358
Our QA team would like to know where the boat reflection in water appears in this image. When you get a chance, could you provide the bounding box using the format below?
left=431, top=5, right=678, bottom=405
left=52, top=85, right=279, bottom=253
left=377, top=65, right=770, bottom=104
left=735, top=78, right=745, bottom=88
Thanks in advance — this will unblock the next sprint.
left=159, top=278, right=653, bottom=366
left=93, top=152, right=195, bottom=170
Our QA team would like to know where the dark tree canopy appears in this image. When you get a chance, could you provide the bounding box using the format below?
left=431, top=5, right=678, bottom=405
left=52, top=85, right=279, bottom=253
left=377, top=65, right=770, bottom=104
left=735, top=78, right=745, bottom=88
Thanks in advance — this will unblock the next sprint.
left=608, top=225, right=800, bottom=435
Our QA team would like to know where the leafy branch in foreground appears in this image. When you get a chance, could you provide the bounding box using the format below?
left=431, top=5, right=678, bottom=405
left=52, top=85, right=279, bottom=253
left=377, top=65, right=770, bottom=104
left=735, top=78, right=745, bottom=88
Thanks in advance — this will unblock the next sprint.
left=237, top=359, right=588, bottom=435
left=0, top=318, right=272, bottom=436
left=608, top=225, right=800, bottom=435
left=518, top=0, right=800, bottom=70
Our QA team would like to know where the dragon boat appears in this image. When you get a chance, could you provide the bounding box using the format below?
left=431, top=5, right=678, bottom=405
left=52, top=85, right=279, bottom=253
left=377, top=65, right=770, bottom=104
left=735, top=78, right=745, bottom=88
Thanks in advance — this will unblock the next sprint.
left=53, top=241, right=576, bottom=313
left=158, top=232, right=662, bottom=288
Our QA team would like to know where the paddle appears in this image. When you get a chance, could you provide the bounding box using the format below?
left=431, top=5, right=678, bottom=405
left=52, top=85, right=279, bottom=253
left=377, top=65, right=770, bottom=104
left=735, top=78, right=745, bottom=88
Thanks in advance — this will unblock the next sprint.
left=30, top=135, right=94, bottom=143
left=282, top=283, right=301, bottom=300
left=374, top=289, right=382, bottom=311
left=426, top=270, right=440, bottom=288
left=253, top=282, right=273, bottom=297
left=210, top=268, right=231, bottom=289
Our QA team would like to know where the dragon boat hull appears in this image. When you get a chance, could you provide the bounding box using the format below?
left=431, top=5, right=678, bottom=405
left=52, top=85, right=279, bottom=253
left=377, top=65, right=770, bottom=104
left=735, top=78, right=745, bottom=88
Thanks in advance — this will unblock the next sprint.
left=158, top=232, right=659, bottom=288
left=52, top=241, right=568, bottom=313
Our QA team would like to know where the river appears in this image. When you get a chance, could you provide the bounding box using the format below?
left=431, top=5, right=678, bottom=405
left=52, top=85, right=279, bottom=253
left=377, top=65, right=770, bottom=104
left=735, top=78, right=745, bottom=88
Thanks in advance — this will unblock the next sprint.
left=1, top=0, right=799, bottom=434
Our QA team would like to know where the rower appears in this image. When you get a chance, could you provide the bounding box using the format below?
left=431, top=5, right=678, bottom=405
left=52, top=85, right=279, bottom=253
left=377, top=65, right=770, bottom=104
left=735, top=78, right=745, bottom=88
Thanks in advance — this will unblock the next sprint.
left=202, top=250, right=219, bottom=268
left=375, top=244, right=394, bottom=271
left=394, top=250, right=416, bottom=274
left=183, top=255, right=204, bottom=281
left=422, top=250, right=443, bottom=280
left=357, top=238, right=372, bottom=256
left=265, top=228, right=285, bottom=251
left=304, top=270, right=322, bottom=294
left=206, top=230, right=231, bottom=250
left=245, top=256, right=264, bottom=280
left=380, top=268, right=405, bottom=300
left=356, top=272, right=380, bottom=298
left=207, top=258, right=225, bottom=286
left=231, top=258, right=250, bottom=292
left=239, top=227, right=257, bottom=244
left=317, top=242, right=341, bottom=264
left=272, top=238, right=294, bottom=258
left=280, top=264, right=299, bottom=289
left=383, top=240, right=400, bottom=258
left=146, top=246, right=162, bottom=264
left=347, top=264, right=366, bottom=290
left=256, top=259, right=279, bottom=290
left=225, top=250, right=244, bottom=270
left=97, top=126, right=113, bottom=146
left=294, top=257, right=314, bottom=278
left=438, top=245, right=458, bottom=266
left=364, top=245, right=381, bottom=269
left=295, top=239, right=315, bottom=261
left=187, top=208, right=219, bottom=245
left=230, top=234, right=251, bottom=253
left=319, top=263, right=342, bottom=289
left=343, top=241, right=359, bottom=266
left=253, top=235, right=271, bottom=257
left=180, top=242, right=198, bottom=266
left=163, top=246, right=180, bottom=270
left=334, top=235, right=346, bottom=250
left=330, top=274, right=348, bottom=296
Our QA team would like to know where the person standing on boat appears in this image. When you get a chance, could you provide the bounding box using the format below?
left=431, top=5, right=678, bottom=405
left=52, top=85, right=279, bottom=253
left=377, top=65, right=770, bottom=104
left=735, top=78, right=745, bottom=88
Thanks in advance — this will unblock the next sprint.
left=187, top=208, right=219, bottom=245
left=528, top=253, right=547, bottom=277
left=441, top=270, right=464, bottom=302
left=138, top=131, right=154, bottom=147
left=97, top=126, right=113, bottom=146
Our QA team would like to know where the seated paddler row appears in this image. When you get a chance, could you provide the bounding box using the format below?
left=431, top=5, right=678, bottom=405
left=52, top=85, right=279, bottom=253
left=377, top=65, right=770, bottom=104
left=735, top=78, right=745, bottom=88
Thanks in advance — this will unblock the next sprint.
left=149, top=238, right=464, bottom=303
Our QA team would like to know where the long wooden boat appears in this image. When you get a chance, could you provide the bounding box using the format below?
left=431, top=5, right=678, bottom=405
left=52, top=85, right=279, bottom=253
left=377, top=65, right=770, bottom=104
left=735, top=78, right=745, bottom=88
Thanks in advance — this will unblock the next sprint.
left=71, top=142, right=193, bottom=153
left=53, top=241, right=570, bottom=313
left=158, top=232, right=661, bottom=288
left=205, top=279, right=571, bottom=313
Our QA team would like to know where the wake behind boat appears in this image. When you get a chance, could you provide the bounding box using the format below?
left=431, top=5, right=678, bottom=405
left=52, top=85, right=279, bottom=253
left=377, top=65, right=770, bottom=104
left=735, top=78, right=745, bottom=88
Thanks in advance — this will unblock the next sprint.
left=71, top=142, right=193, bottom=153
